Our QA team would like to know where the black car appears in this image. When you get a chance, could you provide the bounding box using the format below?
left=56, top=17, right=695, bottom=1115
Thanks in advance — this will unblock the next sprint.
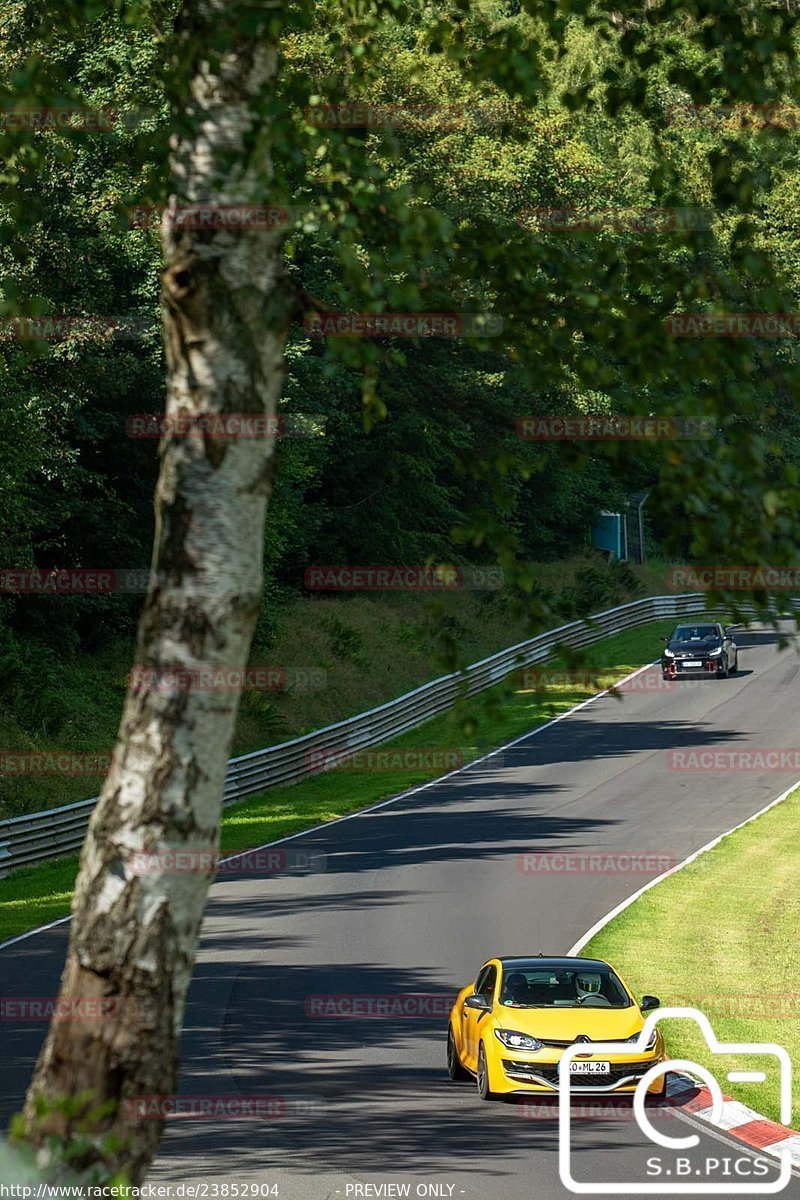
left=661, top=622, right=738, bottom=679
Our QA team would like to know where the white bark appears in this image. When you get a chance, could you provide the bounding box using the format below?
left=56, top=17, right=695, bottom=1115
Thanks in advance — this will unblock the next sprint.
left=22, top=2, right=291, bottom=1181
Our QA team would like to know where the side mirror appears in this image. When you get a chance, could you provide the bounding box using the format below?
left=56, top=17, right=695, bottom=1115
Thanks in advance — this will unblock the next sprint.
left=661, top=637, right=668, bottom=643
left=641, top=995, right=660, bottom=1012
left=464, top=993, right=492, bottom=1012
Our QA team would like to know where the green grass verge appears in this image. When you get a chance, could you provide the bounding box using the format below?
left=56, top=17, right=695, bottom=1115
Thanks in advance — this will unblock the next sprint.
left=0, top=618, right=673, bottom=944
left=1, top=558, right=667, bottom=821
left=585, top=785, right=800, bottom=1128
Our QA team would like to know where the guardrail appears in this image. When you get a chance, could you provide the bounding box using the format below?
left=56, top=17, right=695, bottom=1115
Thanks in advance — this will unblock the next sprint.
left=0, top=592, right=782, bottom=874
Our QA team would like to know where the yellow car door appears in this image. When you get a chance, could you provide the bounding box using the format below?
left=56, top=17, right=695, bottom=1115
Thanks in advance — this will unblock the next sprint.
left=461, top=962, right=497, bottom=1072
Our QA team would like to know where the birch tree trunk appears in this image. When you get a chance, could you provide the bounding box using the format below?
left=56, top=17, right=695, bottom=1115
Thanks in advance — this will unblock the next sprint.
left=21, top=1, right=291, bottom=1182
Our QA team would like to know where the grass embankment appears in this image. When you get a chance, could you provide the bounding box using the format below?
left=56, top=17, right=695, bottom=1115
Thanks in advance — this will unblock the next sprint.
left=585, top=786, right=800, bottom=1128
left=0, top=617, right=673, bottom=943
left=0, top=556, right=668, bottom=820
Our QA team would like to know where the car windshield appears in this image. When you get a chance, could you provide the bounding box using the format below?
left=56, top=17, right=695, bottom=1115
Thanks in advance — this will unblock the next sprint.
left=499, top=964, right=632, bottom=1009
left=671, top=625, right=719, bottom=644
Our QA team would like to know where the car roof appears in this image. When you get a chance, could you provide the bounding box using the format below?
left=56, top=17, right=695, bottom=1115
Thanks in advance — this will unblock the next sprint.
left=495, top=956, right=611, bottom=970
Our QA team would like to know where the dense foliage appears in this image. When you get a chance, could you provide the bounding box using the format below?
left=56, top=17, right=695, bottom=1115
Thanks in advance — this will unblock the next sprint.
left=1, top=0, right=799, bottom=712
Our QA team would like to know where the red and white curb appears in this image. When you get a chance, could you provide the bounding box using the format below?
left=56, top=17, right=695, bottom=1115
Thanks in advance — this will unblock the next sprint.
left=667, top=1072, right=800, bottom=1166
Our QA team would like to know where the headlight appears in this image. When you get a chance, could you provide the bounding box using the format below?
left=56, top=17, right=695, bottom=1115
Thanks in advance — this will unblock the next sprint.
left=708, top=646, right=722, bottom=657
left=624, top=1029, right=658, bottom=1051
left=495, top=1029, right=543, bottom=1051
left=663, top=648, right=675, bottom=657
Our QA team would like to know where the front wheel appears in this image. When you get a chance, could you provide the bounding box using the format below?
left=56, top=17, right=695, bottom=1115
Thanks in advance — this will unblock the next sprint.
left=447, top=1026, right=469, bottom=1080
left=477, top=1042, right=496, bottom=1101
left=717, top=657, right=729, bottom=679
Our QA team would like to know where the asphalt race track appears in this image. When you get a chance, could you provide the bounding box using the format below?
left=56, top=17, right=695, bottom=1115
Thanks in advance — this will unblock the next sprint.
left=3, top=623, right=800, bottom=1199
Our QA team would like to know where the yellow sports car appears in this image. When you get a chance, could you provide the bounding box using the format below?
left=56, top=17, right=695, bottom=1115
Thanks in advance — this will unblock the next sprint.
left=447, top=955, right=667, bottom=1099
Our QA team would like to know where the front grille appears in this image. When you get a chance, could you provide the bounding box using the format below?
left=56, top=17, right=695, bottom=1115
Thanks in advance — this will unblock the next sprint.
left=539, top=1037, right=637, bottom=1048
left=502, top=1059, right=653, bottom=1087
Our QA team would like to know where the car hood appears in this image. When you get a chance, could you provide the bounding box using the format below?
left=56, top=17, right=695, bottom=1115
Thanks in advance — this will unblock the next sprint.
left=495, top=1006, right=643, bottom=1041
left=668, top=640, right=720, bottom=653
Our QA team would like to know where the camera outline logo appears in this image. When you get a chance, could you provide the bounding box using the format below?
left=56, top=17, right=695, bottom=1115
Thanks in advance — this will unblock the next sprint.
left=557, top=1006, right=793, bottom=1194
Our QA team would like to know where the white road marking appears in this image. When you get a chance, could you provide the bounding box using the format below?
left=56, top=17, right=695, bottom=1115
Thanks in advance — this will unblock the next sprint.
left=0, top=659, right=657, bottom=952
left=567, top=776, right=800, bottom=957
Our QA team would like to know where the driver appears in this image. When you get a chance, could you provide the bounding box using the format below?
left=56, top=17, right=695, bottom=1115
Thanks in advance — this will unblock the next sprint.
left=575, top=971, right=605, bottom=1003
left=503, top=972, right=529, bottom=1005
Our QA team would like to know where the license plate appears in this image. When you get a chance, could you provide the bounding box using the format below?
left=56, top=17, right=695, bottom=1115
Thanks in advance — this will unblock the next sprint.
left=682, top=660, right=702, bottom=668
left=569, top=1061, right=611, bottom=1075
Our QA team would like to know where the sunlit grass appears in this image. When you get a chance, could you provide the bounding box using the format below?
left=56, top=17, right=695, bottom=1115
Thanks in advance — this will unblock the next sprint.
left=0, top=619, right=671, bottom=942
left=1, top=559, right=660, bottom=820
left=586, top=786, right=800, bottom=1127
